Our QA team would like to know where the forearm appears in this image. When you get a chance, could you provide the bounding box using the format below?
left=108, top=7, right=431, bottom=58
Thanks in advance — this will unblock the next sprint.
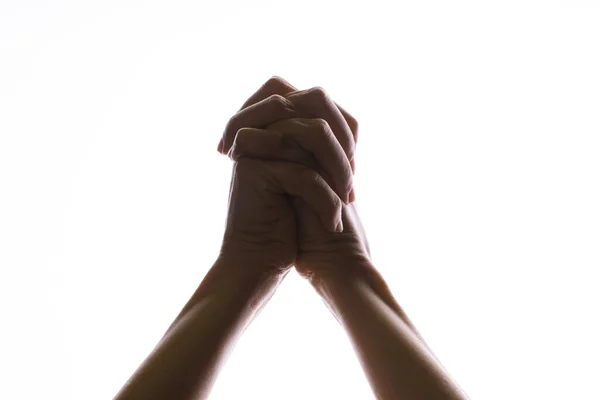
left=309, top=259, right=467, bottom=400
left=114, top=257, right=285, bottom=400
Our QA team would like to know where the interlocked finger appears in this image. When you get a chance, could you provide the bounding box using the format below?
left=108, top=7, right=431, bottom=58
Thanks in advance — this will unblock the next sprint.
left=229, top=118, right=352, bottom=203
left=218, top=77, right=359, bottom=170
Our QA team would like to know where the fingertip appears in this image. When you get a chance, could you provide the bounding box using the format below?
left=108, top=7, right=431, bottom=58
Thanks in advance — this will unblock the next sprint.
left=348, top=188, right=356, bottom=204
left=341, top=183, right=355, bottom=204
left=217, top=139, right=224, bottom=154
left=335, top=219, right=344, bottom=233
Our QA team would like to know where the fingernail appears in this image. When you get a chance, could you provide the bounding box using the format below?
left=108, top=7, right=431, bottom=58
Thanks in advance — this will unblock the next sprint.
left=348, top=188, right=356, bottom=204
left=217, top=139, right=223, bottom=153
left=335, top=220, right=344, bottom=233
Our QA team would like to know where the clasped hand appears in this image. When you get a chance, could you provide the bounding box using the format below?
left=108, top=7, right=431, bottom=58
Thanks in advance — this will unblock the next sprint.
left=217, top=76, right=370, bottom=281
left=114, top=76, right=467, bottom=400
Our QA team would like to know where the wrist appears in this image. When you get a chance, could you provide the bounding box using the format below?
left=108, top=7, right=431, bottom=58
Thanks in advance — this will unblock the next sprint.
left=178, top=255, right=285, bottom=316
left=167, top=255, right=284, bottom=338
left=297, top=252, right=373, bottom=290
left=218, top=241, right=295, bottom=276
left=301, top=255, right=406, bottom=320
left=212, top=252, right=287, bottom=291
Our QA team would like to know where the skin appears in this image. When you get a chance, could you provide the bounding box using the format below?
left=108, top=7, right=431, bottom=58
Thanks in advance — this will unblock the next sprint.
left=113, top=77, right=468, bottom=400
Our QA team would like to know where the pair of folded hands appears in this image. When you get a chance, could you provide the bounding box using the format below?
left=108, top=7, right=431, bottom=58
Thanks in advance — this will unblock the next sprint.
left=215, top=76, right=371, bottom=281
left=113, top=77, right=468, bottom=400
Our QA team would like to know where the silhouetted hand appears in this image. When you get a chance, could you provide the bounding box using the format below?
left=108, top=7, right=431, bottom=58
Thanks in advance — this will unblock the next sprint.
left=219, top=77, right=370, bottom=279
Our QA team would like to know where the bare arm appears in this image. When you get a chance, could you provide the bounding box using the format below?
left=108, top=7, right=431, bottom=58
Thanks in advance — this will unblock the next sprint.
left=219, top=75, right=468, bottom=399
left=307, top=256, right=468, bottom=400
left=113, top=258, right=285, bottom=400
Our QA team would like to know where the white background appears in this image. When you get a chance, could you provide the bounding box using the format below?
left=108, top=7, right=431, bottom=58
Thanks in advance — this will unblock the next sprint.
left=1, top=1, right=599, bottom=399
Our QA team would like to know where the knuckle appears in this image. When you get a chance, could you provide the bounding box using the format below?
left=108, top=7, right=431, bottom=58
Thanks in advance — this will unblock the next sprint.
left=233, top=127, right=244, bottom=141
left=309, top=119, right=334, bottom=146
left=232, top=128, right=248, bottom=148
left=307, top=86, right=329, bottom=101
left=267, top=94, right=294, bottom=110
left=312, top=118, right=331, bottom=134
left=267, top=93, right=287, bottom=104
left=266, top=76, right=287, bottom=89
